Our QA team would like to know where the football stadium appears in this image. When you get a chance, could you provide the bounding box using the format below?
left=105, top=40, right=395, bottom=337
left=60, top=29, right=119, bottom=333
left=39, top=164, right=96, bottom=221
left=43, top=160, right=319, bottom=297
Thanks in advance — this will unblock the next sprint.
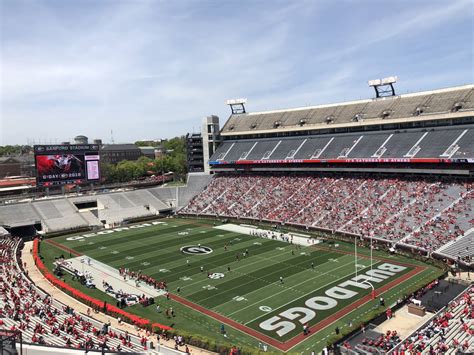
left=1, top=2, right=474, bottom=355
left=0, top=82, right=472, bottom=354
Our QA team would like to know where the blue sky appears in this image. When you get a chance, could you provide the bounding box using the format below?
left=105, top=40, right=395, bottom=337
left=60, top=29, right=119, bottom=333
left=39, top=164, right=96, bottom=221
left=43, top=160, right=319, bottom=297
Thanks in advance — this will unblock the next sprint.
left=1, top=0, right=472, bottom=145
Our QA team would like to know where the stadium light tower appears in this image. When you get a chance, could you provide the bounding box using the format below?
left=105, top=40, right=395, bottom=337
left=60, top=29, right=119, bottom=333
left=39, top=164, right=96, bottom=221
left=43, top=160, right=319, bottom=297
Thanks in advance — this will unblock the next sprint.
left=368, top=76, right=398, bottom=98
left=225, top=98, right=247, bottom=114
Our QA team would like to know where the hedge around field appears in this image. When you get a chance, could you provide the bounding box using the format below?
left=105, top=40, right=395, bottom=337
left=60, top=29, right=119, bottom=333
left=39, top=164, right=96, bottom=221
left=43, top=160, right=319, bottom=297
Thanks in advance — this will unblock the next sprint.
left=32, top=238, right=169, bottom=330
left=33, top=239, right=261, bottom=354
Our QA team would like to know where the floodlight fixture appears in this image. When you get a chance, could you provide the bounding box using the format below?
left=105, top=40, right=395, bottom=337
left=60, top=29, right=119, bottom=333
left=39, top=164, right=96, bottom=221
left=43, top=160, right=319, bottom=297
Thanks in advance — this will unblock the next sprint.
left=226, top=98, right=247, bottom=114
left=368, top=76, right=398, bottom=98
left=381, top=76, right=398, bottom=85
left=368, top=79, right=381, bottom=87
left=225, top=98, right=247, bottom=105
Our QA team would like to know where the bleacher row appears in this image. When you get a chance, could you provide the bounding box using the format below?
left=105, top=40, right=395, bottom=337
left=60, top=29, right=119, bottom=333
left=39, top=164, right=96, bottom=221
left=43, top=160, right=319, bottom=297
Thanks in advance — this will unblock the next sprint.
left=392, top=286, right=473, bottom=354
left=211, top=126, right=474, bottom=162
left=0, top=174, right=212, bottom=234
left=0, top=236, right=183, bottom=354
left=180, top=174, right=473, bottom=263
left=221, top=85, right=474, bottom=134
left=0, top=237, right=144, bottom=352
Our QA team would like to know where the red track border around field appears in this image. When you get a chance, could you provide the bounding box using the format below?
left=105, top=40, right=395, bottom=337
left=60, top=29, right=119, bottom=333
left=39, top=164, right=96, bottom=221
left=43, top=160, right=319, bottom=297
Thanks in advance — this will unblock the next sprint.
left=45, top=239, right=82, bottom=257
left=47, top=238, right=426, bottom=351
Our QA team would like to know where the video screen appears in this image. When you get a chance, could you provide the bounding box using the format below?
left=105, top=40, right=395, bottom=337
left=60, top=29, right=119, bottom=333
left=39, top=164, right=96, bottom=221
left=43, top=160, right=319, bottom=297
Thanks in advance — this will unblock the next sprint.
left=34, top=145, right=100, bottom=187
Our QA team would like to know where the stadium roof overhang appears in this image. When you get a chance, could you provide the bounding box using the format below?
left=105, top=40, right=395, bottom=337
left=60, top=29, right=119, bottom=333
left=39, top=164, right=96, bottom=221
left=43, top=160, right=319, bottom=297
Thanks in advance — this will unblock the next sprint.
left=220, top=110, right=473, bottom=137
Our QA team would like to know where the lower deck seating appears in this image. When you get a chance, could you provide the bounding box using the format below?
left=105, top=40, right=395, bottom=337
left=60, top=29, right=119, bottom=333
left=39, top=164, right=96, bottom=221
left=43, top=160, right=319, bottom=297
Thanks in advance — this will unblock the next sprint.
left=0, top=236, right=175, bottom=353
left=180, top=174, right=473, bottom=259
left=394, top=286, right=473, bottom=354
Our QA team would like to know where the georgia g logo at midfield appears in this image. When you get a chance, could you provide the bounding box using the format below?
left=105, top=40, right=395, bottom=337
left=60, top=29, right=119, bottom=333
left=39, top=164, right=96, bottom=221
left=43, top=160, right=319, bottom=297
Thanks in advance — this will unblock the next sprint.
left=180, top=245, right=213, bottom=255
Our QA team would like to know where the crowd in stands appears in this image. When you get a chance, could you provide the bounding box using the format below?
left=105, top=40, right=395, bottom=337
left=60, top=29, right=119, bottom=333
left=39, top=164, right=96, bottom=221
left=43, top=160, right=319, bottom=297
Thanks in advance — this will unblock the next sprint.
left=404, top=189, right=473, bottom=252
left=393, top=286, right=473, bottom=354
left=0, top=236, right=188, bottom=353
left=353, top=330, right=401, bottom=353
left=181, top=174, right=473, bottom=256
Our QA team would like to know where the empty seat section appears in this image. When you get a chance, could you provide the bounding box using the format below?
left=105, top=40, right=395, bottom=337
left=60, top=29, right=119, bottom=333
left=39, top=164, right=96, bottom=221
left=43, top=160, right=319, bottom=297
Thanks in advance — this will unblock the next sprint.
left=269, top=138, right=303, bottom=159
left=246, top=140, right=279, bottom=160
left=211, top=141, right=233, bottom=160
left=452, top=129, right=474, bottom=158
left=319, top=135, right=361, bottom=158
left=348, top=133, right=390, bottom=158
left=416, top=129, right=464, bottom=157
left=361, top=97, right=398, bottom=119
left=224, top=141, right=257, bottom=161
left=108, top=193, right=134, bottom=208
left=0, top=204, right=39, bottom=226
left=423, top=89, right=471, bottom=114
left=380, top=131, right=425, bottom=158
left=294, top=136, right=333, bottom=159
left=149, top=187, right=176, bottom=202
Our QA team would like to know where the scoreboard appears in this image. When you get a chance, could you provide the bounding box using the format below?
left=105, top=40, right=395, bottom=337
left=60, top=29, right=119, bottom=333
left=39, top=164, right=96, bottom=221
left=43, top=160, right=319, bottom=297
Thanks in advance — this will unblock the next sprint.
left=34, top=144, right=100, bottom=187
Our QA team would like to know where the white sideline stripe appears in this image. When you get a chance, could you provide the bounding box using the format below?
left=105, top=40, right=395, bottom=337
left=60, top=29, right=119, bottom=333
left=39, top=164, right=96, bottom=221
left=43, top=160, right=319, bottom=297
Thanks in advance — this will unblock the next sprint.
left=224, top=255, right=356, bottom=316
left=242, top=259, right=380, bottom=324
left=197, top=249, right=338, bottom=305
left=372, top=134, right=393, bottom=158
left=219, top=142, right=235, bottom=161
left=265, top=140, right=282, bottom=159
left=403, top=132, right=428, bottom=157
left=179, top=246, right=297, bottom=290
left=312, top=137, right=334, bottom=159
left=288, top=139, right=307, bottom=159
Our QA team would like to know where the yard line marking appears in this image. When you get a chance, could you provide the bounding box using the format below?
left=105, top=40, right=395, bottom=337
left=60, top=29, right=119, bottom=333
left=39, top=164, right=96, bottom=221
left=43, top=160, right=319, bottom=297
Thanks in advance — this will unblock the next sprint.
left=282, top=266, right=424, bottom=352
left=192, top=251, right=342, bottom=303
left=173, top=247, right=318, bottom=290
left=222, top=255, right=356, bottom=315
left=240, top=258, right=377, bottom=323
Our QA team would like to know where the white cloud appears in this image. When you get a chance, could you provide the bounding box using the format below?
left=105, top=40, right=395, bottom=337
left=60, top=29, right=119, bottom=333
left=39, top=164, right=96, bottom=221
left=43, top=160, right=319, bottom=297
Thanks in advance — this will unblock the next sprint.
left=0, top=0, right=472, bottom=145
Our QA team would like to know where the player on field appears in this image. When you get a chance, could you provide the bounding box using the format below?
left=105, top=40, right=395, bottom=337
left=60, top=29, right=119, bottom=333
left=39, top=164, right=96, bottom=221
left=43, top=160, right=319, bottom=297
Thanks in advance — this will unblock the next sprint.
left=280, top=276, right=283, bottom=284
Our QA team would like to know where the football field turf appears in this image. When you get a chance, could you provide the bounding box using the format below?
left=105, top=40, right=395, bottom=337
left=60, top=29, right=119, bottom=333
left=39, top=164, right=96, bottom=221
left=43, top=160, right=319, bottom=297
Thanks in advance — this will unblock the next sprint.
left=41, top=218, right=443, bottom=353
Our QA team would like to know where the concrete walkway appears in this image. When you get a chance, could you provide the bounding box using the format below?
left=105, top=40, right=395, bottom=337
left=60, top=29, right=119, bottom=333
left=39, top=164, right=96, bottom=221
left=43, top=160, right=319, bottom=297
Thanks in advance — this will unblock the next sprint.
left=22, top=241, right=215, bottom=355
left=374, top=306, right=434, bottom=338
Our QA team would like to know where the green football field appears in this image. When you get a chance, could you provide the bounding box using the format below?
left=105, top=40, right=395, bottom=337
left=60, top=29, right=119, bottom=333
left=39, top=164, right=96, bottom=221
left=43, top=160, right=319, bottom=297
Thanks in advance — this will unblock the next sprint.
left=40, top=218, right=443, bottom=353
